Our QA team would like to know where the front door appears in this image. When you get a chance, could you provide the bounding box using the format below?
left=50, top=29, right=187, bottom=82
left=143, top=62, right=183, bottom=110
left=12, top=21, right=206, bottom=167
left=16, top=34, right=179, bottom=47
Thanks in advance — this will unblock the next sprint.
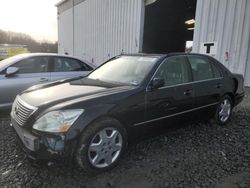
left=0, top=56, right=51, bottom=109
left=145, top=55, right=194, bottom=122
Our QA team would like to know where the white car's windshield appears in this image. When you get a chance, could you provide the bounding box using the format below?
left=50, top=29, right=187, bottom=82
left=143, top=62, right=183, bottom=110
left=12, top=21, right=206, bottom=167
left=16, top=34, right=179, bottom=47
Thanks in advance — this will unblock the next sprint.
left=88, top=56, right=159, bottom=85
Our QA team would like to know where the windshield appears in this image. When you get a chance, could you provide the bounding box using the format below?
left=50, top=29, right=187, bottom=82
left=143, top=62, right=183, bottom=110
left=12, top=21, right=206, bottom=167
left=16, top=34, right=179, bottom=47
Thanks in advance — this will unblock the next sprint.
left=88, top=56, right=159, bottom=85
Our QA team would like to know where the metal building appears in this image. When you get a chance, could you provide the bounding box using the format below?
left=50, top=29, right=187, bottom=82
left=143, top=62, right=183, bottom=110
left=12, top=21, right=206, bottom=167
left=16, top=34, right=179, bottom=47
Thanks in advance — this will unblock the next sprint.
left=56, top=0, right=250, bottom=86
left=57, top=0, right=145, bottom=65
left=192, top=0, right=250, bottom=86
left=56, top=0, right=196, bottom=65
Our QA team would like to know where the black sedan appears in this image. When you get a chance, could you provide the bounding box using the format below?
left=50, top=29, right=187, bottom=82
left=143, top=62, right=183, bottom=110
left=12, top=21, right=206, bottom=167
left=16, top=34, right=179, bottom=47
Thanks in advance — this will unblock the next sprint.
left=10, top=53, right=244, bottom=173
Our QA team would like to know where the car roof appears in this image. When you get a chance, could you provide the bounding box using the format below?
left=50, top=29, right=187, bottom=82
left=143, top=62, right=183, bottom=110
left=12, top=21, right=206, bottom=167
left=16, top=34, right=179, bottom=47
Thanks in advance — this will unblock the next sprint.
left=1, top=52, right=92, bottom=62
left=119, top=53, right=218, bottom=63
left=121, top=52, right=211, bottom=58
left=121, top=53, right=165, bottom=58
left=19, top=53, right=84, bottom=60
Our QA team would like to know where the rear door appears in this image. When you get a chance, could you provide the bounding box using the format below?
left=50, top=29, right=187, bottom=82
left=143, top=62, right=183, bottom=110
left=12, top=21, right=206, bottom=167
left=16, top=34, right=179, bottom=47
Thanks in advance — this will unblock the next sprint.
left=145, top=55, right=194, bottom=122
left=50, top=57, right=93, bottom=81
left=0, top=56, right=51, bottom=108
left=187, top=55, right=224, bottom=108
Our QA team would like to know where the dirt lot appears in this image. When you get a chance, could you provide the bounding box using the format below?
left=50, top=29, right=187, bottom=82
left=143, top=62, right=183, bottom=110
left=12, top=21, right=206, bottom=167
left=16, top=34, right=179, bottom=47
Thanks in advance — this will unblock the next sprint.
left=0, top=89, right=249, bottom=188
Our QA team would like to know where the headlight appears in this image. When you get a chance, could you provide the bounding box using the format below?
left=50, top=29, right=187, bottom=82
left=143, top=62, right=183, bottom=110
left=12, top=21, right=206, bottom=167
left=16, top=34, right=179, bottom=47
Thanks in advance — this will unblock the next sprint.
left=33, top=109, right=84, bottom=133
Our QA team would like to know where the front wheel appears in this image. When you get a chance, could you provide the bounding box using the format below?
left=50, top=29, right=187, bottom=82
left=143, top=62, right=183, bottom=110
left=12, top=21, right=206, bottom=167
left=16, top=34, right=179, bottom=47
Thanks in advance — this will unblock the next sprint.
left=213, top=95, right=233, bottom=125
left=76, top=118, right=127, bottom=174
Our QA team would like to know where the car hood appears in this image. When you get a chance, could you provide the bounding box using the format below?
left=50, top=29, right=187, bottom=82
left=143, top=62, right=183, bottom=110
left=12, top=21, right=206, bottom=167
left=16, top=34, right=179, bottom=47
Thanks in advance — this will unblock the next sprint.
left=19, top=78, right=134, bottom=107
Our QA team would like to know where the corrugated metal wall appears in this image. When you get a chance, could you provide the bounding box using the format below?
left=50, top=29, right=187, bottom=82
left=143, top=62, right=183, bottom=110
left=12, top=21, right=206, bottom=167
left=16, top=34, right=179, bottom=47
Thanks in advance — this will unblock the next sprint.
left=193, top=0, right=250, bottom=86
left=58, top=8, right=74, bottom=55
left=245, top=40, right=250, bottom=86
left=58, top=0, right=144, bottom=65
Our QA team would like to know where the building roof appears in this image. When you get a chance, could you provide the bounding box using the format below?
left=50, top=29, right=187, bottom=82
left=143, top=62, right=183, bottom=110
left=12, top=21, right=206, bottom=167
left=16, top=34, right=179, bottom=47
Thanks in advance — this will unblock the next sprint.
left=55, top=0, right=68, bottom=7
left=56, top=0, right=158, bottom=7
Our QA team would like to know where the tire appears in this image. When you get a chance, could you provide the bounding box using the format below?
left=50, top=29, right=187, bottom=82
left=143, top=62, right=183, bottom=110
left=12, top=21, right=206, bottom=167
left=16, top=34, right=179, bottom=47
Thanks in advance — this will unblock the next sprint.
left=213, top=95, right=233, bottom=125
left=76, top=117, right=127, bottom=174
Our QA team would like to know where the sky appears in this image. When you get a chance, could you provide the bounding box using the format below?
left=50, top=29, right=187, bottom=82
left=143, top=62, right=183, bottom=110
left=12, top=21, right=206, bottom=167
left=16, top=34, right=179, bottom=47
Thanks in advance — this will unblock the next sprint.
left=0, top=0, right=61, bottom=42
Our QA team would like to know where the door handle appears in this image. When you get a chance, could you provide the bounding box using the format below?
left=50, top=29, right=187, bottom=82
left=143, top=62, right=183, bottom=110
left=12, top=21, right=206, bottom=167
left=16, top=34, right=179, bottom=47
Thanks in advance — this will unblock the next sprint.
left=216, top=83, right=222, bottom=89
left=39, top=78, right=49, bottom=82
left=184, top=89, right=192, bottom=96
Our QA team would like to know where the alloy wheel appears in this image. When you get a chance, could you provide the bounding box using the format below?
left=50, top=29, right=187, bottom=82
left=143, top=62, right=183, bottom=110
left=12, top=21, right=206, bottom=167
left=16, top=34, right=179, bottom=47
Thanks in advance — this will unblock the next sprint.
left=88, top=127, right=123, bottom=168
left=219, top=99, right=231, bottom=122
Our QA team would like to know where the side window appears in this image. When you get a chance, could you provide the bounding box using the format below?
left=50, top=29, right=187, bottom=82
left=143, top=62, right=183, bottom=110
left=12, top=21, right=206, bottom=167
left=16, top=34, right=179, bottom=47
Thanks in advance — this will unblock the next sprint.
left=155, top=56, right=191, bottom=87
left=53, top=57, right=91, bottom=72
left=14, top=57, right=49, bottom=74
left=188, top=56, right=213, bottom=81
left=82, top=62, right=94, bottom=71
left=211, top=63, right=222, bottom=78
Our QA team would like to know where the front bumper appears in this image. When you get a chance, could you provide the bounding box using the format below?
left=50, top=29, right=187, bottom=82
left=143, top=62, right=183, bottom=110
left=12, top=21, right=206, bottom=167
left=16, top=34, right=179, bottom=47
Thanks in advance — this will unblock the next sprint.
left=11, top=118, right=77, bottom=162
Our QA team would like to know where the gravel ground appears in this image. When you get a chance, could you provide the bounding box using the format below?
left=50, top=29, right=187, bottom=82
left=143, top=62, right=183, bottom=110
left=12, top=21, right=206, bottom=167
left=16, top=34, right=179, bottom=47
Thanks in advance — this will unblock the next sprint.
left=0, top=89, right=250, bottom=188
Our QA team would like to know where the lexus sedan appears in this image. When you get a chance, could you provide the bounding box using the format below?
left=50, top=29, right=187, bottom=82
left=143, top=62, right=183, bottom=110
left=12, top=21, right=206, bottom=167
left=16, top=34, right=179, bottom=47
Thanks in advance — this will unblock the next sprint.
left=0, top=53, right=95, bottom=110
left=10, top=53, right=244, bottom=173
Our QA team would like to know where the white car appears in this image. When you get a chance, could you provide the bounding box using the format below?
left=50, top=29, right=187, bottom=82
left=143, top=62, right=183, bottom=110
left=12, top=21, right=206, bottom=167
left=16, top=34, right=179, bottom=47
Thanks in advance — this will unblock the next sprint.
left=0, top=53, right=96, bottom=110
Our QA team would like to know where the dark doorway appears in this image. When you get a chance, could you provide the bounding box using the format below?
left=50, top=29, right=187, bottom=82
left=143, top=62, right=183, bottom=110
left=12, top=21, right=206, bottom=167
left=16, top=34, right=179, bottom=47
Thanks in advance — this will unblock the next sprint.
left=142, top=0, right=197, bottom=53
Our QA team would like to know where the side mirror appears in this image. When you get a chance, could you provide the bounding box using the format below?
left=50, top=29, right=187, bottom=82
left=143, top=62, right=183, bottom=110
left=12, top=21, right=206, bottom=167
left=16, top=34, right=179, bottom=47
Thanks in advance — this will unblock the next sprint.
left=5, top=67, right=19, bottom=77
left=150, top=78, right=165, bottom=90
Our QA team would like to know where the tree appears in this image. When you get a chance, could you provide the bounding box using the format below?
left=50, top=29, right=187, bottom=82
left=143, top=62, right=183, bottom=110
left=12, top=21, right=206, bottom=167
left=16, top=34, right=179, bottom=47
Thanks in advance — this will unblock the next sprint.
left=0, top=29, right=58, bottom=53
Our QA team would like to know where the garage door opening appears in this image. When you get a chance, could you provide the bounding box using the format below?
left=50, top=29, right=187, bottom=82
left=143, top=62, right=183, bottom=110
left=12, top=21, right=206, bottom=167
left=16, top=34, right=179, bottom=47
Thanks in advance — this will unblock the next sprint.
left=142, top=0, right=197, bottom=53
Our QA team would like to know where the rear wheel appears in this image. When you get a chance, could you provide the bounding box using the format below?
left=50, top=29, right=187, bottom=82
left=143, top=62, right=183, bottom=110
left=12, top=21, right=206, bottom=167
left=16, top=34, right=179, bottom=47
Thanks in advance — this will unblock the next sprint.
left=213, top=95, right=232, bottom=125
left=76, top=118, right=127, bottom=174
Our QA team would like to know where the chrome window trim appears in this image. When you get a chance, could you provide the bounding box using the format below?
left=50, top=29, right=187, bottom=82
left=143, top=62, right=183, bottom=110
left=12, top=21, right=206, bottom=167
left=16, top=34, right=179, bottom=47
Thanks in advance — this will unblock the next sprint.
left=134, top=102, right=218, bottom=126
left=158, top=77, right=224, bottom=90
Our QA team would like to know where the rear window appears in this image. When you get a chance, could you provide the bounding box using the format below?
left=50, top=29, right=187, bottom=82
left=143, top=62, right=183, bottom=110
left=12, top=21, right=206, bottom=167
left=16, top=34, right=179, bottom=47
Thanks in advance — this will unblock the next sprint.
left=211, top=63, right=222, bottom=78
left=53, top=57, right=93, bottom=72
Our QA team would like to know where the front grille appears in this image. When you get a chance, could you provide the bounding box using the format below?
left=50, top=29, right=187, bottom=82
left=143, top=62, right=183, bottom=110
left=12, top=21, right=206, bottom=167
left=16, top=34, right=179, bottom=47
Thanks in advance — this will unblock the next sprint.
left=12, top=97, right=37, bottom=126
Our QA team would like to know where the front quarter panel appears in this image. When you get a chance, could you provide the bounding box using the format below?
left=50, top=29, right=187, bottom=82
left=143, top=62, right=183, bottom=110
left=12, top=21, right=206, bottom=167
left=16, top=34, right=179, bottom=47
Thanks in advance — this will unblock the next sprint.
left=30, top=87, right=145, bottom=140
left=67, top=103, right=115, bottom=139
